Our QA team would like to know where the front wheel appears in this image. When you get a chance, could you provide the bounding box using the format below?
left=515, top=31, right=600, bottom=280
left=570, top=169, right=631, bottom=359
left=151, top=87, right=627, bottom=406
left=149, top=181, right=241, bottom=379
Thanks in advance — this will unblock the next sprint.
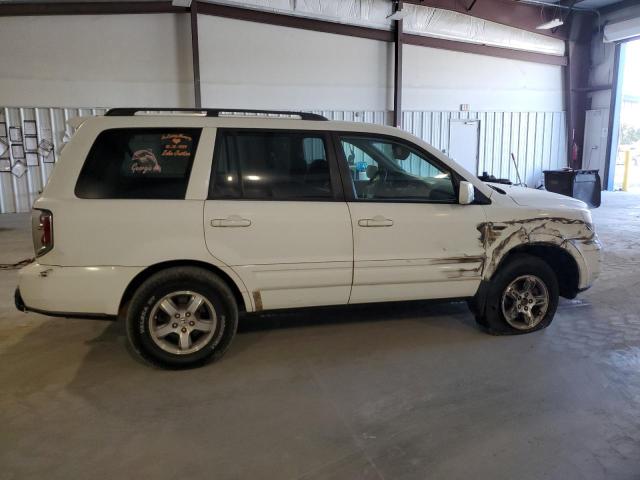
left=475, top=254, right=559, bottom=335
left=125, top=267, right=238, bottom=368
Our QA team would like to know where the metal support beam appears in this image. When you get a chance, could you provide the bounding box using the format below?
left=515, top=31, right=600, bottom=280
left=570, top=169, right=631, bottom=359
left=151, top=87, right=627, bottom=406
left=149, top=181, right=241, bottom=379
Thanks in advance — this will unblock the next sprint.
left=604, top=43, right=623, bottom=190
left=190, top=1, right=202, bottom=108
left=564, top=11, right=593, bottom=169
left=0, top=1, right=187, bottom=16
left=565, top=41, right=590, bottom=169
left=393, top=1, right=403, bottom=128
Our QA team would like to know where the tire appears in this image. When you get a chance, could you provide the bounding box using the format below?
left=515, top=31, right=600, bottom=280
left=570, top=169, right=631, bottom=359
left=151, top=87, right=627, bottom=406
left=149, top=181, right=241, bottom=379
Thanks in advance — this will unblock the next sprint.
left=125, top=267, right=238, bottom=369
left=475, top=254, right=559, bottom=335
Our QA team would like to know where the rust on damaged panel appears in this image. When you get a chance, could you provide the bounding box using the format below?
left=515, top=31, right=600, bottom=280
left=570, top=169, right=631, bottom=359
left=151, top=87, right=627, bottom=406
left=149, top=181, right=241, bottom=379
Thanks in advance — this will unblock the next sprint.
left=252, top=291, right=263, bottom=311
left=428, top=255, right=485, bottom=265
left=445, top=263, right=485, bottom=279
left=426, top=255, right=486, bottom=279
left=477, top=216, right=597, bottom=275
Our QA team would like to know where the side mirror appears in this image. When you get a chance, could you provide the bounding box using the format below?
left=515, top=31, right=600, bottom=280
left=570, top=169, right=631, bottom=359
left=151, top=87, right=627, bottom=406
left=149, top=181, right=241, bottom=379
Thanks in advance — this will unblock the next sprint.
left=458, top=181, right=475, bottom=205
left=366, top=164, right=378, bottom=180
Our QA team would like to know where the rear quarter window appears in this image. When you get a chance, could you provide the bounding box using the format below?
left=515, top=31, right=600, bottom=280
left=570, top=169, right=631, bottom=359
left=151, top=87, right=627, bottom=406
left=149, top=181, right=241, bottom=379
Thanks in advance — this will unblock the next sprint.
left=75, top=128, right=201, bottom=199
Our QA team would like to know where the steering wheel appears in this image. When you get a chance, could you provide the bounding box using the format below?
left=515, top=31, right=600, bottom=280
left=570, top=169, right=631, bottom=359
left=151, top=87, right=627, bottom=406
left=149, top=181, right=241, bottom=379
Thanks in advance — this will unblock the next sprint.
left=369, top=168, right=390, bottom=186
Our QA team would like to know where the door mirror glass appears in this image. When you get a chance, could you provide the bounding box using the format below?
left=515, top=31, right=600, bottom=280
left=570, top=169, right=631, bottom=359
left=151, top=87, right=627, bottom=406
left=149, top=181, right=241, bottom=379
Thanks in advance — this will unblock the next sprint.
left=365, top=164, right=378, bottom=180
left=458, top=181, right=475, bottom=205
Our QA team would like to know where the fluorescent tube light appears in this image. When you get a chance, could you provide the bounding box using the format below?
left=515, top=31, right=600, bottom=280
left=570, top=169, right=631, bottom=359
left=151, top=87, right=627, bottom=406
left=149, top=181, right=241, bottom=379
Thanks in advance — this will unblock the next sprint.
left=387, top=8, right=410, bottom=21
left=536, top=18, right=564, bottom=30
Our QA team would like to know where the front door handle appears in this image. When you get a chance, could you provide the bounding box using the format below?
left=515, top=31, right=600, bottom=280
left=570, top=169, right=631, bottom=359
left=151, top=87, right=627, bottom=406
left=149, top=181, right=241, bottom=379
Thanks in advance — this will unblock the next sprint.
left=211, top=215, right=251, bottom=228
left=358, top=215, right=393, bottom=227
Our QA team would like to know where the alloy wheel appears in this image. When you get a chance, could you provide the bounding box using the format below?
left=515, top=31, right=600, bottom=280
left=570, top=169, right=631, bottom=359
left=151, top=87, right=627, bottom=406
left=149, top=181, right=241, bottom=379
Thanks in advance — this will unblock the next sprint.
left=149, top=291, right=218, bottom=355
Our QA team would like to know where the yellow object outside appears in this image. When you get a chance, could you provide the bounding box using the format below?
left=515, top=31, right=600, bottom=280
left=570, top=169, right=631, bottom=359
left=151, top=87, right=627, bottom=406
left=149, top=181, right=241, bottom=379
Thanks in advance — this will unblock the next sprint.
left=622, top=150, right=631, bottom=192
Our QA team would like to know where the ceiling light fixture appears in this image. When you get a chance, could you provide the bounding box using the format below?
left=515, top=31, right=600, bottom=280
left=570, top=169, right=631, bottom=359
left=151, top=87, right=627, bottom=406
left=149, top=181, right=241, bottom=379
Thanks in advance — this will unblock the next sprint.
left=536, top=18, right=564, bottom=30
left=387, top=7, right=410, bottom=21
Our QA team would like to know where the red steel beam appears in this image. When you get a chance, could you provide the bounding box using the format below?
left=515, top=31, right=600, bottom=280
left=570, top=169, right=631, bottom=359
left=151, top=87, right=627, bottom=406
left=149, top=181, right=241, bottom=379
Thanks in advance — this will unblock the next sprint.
left=191, top=1, right=202, bottom=108
left=0, top=1, right=187, bottom=16
left=393, top=1, right=404, bottom=128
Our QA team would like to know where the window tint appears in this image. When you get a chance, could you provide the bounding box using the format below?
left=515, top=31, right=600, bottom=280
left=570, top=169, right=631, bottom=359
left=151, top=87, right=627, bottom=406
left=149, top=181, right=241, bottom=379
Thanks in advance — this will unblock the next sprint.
left=75, top=128, right=200, bottom=199
left=209, top=131, right=332, bottom=200
left=340, top=136, right=456, bottom=203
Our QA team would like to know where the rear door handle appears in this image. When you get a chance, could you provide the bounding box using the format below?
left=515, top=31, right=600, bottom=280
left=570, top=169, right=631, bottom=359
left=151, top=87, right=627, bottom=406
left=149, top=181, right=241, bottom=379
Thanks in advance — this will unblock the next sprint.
left=211, top=215, right=251, bottom=228
left=358, top=215, right=393, bottom=227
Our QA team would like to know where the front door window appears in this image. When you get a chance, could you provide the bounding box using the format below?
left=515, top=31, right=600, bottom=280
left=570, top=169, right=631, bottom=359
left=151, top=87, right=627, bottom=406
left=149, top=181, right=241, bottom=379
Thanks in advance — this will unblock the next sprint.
left=340, top=136, right=456, bottom=203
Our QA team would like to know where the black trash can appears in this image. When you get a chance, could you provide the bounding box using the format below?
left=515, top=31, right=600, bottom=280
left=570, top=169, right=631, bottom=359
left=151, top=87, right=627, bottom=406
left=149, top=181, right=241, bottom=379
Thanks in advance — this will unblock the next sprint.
left=543, top=169, right=601, bottom=208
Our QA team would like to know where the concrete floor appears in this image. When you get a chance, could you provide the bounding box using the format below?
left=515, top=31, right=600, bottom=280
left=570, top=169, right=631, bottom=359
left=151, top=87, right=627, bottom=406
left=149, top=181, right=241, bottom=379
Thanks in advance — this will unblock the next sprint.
left=1, top=192, right=640, bottom=480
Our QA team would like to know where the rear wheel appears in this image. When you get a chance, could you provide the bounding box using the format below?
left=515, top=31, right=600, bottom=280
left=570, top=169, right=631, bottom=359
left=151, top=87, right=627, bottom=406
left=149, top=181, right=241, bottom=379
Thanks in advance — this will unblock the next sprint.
left=474, top=254, right=559, bottom=335
left=126, top=267, right=238, bottom=368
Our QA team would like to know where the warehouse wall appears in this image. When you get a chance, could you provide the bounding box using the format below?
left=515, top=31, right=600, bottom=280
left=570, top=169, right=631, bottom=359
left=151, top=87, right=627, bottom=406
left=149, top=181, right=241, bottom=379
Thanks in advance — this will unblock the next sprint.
left=0, top=11, right=567, bottom=213
left=197, top=15, right=391, bottom=111
left=197, top=16, right=564, bottom=112
left=0, top=14, right=194, bottom=107
left=0, top=106, right=565, bottom=213
left=403, top=45, right=564, bottom=112
left=0, top=13, right=565, bottom=113
left=320, top=110, right=566, bottom=188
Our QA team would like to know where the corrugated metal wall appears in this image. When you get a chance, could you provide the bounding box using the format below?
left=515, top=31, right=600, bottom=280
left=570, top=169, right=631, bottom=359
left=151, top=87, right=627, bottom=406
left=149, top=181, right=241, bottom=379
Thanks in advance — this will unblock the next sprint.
left=0, top=107, right=107, bottom=213
left=0, top=107, right=566, bottom=213
left=315, top=110, right=568, bottom=187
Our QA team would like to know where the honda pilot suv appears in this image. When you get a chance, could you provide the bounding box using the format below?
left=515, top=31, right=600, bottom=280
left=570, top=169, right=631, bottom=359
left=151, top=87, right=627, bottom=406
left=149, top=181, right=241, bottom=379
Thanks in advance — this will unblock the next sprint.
left=15, top=108, right=601, bottom=368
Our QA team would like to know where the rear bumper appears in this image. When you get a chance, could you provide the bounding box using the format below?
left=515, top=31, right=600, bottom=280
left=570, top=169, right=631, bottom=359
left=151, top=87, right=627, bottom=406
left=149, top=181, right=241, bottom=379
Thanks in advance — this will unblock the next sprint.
left=15, top=287, right=115, bottom=320
left=17, top=262, right=143, bottom=317
left=14, top=287, right=26, bottom=312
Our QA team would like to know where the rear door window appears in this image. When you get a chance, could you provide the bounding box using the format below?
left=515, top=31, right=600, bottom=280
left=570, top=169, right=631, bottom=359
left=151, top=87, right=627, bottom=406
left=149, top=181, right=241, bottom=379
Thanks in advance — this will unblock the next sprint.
left=209, top=130, right=333, bottom=200
left=75, top=128, right=201, bottom=199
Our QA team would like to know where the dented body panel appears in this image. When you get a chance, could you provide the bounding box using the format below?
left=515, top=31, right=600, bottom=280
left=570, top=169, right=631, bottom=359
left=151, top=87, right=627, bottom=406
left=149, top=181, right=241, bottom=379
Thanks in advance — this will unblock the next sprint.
left=478, top=185, right=601, bottom=290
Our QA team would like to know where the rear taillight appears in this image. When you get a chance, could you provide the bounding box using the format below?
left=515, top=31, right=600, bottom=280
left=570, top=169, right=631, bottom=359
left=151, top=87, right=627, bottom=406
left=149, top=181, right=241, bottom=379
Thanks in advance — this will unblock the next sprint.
left=32, top=209, right=54, bottom=257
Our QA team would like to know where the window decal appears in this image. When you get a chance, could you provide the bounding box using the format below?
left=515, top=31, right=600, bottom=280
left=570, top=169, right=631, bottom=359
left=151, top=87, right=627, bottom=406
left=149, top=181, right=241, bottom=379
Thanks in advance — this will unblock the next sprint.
left=131, top=149, right=161, bottom=174
left=160, top=133, right=193, bottom=157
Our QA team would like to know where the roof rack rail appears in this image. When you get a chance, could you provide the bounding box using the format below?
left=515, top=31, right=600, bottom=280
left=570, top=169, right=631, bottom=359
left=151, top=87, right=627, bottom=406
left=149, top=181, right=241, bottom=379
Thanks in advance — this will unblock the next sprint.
left=104, top=108, right=327, bottom=121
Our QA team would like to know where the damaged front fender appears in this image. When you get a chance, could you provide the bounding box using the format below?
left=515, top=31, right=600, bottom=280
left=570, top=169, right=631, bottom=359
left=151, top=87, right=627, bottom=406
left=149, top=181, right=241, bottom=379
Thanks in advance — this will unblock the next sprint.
left=477, top=216, right=597, bottom=281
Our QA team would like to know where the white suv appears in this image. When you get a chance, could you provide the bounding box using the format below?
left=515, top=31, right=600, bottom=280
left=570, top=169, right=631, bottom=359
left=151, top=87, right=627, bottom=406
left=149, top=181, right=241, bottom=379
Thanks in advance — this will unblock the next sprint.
left=15, top=109, right=601, bottom=368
